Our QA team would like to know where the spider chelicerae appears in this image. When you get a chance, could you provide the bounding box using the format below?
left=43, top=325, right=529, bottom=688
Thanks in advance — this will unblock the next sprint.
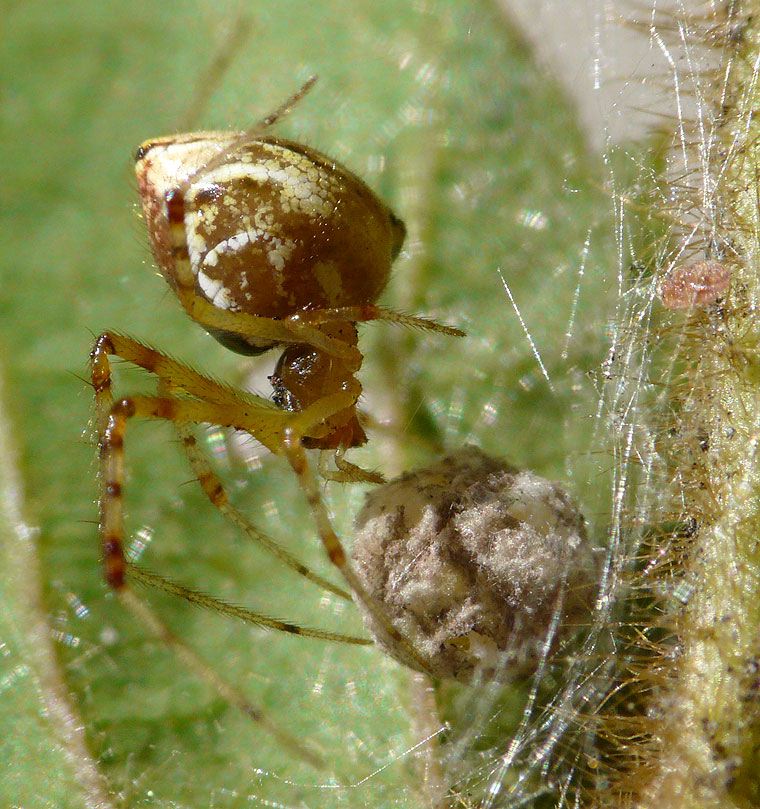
left=89, top=78, right=463, bottom=762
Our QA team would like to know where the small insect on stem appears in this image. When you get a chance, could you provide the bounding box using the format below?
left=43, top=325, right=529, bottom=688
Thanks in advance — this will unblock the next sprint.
left=90, top=77, right=464, bottom=758
left=659, top=259, right=731, bottom=310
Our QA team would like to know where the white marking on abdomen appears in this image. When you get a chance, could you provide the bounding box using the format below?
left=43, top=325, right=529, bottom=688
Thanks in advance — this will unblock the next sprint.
left=184, top=209, right=207, bottom=276
left=197, top=269, right=239, bottom=311
left=203, top=228, right=261, bottom=268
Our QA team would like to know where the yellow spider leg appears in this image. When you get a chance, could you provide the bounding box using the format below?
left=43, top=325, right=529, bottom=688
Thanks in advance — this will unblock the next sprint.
left=98, top=392, right=330, bottom=588
left=318, top=447, right=386, bottom=485
left=91, top=348, right=363, bottom=766
left=99, top=381, right=426, bottom=672
left=282, top=430, right=435, bottom=677
left=91, top=332, right=263, bottom=409
left=92, top=333, right=346, bottom=597
left=129, top=565, right=367, bottom=644
left=181, top=289, right=363, bottom=363
left=293, top=304, right=466, bottom=338
left=173, top=421, right=351, bottom=600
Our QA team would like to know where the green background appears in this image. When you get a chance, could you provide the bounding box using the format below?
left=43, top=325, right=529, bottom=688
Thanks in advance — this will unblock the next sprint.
left=1, top=1, right=619, bottom=806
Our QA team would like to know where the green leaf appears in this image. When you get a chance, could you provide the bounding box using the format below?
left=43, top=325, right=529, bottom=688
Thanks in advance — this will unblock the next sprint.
left=0, top=371, right=114, bottom=809
left=1, top=1, right=618, bottom=806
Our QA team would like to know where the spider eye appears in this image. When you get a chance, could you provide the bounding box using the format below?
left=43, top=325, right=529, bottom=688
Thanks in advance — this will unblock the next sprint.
left=134, top=143, right=153, bottom=163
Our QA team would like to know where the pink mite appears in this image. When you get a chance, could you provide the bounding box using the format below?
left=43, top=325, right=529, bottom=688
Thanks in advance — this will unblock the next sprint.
left=660, top=259, right=731, bottom=310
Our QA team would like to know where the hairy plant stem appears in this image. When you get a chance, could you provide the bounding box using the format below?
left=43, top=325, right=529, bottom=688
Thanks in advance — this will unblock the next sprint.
left=638, top=5, right=760, bottom=807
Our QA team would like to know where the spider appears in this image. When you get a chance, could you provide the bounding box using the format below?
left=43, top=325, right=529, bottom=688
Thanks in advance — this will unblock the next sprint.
left=89, top=77, right=463, bottom=759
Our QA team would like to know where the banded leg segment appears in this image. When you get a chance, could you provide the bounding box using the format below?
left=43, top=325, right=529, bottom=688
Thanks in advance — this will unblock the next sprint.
left=91, top=331, right=270, bottom=411
left=98, top=392, right=311, bottom=588
left=91, top=337, right=368, bottom=763
left=98, top=394, right=369, bottom=625
left=91, top=334, right=353, bottom=597
left=98, top=384, right=360, bottom=589
left=99, top=395, right=235, bottom=589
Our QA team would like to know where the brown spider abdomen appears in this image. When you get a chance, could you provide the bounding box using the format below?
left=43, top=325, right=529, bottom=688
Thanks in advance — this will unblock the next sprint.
left=135, top=134, right=405, bottom=348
